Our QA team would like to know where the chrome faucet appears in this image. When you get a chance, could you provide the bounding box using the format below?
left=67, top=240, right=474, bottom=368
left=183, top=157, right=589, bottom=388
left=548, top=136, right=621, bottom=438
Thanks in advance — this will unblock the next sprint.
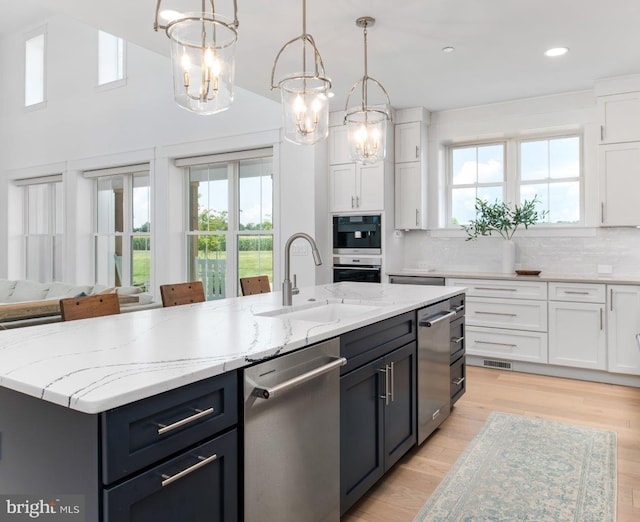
left=282, top=232, right=323, bottom=306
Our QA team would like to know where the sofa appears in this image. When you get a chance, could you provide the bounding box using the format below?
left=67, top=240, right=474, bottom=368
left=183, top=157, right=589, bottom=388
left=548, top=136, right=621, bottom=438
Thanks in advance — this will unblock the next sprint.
left=0, top=279, right=155, bottom=328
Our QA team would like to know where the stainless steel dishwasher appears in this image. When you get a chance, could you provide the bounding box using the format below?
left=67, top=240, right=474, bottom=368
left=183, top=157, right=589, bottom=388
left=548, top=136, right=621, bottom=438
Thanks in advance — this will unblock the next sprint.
left=416, top=298, right=458, bottom=444
left=243, top=338, right=346, bottom=522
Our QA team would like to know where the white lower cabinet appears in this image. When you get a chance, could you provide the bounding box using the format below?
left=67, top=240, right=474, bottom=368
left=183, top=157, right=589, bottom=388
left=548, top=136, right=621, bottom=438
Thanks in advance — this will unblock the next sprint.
left=466, top=326, right=547, bottom=363
left=607, top=285, right=640, bottom=375
left=548, top=301, right=606, bottom=370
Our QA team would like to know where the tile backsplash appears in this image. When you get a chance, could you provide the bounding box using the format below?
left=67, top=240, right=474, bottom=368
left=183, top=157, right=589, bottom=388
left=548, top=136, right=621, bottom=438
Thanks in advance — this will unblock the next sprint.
left=403, top=228, right=640, bottom=277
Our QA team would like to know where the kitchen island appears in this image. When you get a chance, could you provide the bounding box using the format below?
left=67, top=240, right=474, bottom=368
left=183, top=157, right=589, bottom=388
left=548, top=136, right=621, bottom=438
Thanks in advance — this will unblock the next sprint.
left=0, top=282, right=465, bottom=521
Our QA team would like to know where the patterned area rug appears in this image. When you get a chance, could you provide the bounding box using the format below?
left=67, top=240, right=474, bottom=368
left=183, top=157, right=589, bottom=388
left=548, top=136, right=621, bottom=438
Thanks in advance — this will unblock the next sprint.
left=414, top=411, right=617, bottom=522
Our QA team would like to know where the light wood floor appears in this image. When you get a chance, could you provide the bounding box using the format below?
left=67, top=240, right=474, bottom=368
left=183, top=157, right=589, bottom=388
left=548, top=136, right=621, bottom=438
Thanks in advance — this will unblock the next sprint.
left=342, top=366, right=640, bottom=522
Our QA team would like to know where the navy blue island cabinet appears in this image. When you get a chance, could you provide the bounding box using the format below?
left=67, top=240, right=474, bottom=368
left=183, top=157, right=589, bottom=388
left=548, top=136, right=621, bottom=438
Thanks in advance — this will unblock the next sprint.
left=339, top=311, right=418, bottom=515
left=0, top=371, right=239, bottom=522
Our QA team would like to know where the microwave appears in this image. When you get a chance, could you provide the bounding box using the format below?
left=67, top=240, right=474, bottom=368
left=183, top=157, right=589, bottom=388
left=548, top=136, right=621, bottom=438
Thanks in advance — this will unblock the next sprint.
left=333, top=215, right=382, bottom=254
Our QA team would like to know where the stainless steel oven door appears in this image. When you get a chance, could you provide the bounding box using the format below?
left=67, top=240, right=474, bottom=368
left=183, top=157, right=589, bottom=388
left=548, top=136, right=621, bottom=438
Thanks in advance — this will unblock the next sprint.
left=332, top=256, right=381, bottom=283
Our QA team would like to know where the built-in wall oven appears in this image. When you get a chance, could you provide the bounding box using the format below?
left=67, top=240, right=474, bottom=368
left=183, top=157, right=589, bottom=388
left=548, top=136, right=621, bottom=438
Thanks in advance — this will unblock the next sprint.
left=332, top=215, right=382, bottom=283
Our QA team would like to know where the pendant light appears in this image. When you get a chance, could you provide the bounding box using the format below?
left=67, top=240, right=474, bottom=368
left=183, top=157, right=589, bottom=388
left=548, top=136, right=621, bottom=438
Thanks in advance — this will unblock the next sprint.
left=270, top=0, right=331, bottom=145
left=344, top=17, right=392, bottom=164
left=154, top=0, right=239, bottom=115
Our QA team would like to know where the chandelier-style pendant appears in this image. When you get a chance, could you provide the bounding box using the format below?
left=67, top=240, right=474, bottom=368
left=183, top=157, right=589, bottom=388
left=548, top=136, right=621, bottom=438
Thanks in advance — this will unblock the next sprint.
left=344, top=17, right=392, bottom=164
left=154, top=0, right=239, bottom=115
left=271, top=0, right=331, bottom=145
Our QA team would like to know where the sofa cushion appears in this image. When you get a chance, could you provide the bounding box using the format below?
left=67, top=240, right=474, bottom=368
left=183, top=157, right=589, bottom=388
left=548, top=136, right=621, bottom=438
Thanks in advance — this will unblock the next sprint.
left=0, top=279, right=17, bottom=301
left=8, top=280, right=50, bottom=302
left=116, top=286, right=143, bottom=295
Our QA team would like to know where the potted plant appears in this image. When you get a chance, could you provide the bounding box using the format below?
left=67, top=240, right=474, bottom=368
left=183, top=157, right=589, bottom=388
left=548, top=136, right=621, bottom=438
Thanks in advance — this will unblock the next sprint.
left=462, top=196, right=548, bottom=272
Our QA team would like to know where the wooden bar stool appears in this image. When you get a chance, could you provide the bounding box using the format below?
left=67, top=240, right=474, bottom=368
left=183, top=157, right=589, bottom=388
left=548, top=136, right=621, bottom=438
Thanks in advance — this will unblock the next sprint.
left=60, top=293, right=121, bottom=321
left=160, top=281, right=206, bottom=307
left=239, top=276, right=271, bottom=296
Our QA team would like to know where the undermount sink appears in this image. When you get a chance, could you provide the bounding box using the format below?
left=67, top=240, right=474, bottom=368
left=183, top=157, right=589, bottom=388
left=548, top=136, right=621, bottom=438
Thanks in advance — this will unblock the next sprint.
left=256, top=301, right=382, bottom=324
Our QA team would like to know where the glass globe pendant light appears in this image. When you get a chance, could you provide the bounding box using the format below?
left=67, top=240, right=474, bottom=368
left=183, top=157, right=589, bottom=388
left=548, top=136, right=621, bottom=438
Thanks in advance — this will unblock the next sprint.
left=154, top=0, right=239, bottom=115
left=270, top=0, right=331, bottom=145
left=344, top=17, right=392, bottom=164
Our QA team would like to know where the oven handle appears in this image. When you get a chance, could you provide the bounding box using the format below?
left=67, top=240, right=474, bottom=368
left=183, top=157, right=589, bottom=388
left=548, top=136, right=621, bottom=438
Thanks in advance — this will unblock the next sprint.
left=333, top=266, right=381, bottom=271
left=419, top=310, right=456, bottom=327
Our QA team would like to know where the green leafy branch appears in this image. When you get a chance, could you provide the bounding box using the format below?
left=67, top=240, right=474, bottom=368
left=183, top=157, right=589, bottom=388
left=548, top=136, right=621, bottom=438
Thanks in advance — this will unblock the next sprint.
left=462, top=196, right=548, bottom=241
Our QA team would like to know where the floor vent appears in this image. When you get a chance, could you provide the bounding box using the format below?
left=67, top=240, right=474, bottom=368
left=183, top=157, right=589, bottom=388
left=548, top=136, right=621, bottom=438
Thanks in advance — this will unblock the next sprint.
left=483, top=359, right=513, bottom=370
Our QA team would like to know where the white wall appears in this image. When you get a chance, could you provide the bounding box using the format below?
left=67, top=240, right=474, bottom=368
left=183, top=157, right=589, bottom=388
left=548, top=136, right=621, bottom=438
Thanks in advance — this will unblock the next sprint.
left=0, top=14, right=329, bottom=295
left=401, top=90, right=640, bottom=277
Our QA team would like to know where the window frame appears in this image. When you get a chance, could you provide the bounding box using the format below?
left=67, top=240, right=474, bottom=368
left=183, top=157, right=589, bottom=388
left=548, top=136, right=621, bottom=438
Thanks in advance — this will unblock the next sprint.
left=24, top=26, right=47, bottom=110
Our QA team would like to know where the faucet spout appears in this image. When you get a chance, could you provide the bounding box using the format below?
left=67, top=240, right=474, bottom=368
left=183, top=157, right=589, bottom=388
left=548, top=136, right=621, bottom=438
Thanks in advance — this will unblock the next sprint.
left=282, top=232, right=323, bottom=306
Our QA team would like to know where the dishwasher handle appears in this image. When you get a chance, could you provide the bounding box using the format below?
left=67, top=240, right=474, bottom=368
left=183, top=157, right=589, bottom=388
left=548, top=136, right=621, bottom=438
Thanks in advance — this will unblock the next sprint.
left=419, top=310, right=456, bottom=327
left=252, top=356, right=347, bottom=400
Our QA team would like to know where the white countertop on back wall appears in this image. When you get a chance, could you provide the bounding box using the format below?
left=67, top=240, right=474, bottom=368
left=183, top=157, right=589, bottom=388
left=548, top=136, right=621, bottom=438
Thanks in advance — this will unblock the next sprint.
left=0, top=282, right=465, bottom=415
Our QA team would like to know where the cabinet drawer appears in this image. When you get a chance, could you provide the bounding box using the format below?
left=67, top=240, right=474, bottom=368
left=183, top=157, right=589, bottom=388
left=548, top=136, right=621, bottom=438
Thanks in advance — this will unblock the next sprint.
left=450, top=356, right=465, bottom=405
left=450, top=315, right=465, bottom=363
left=548, top=282, right=606, bottom=303
left=101, top=371, right=238, bottom=484
left=466, top=326, right=548, bottom=363
left=340, top=311, right=416, bottom=374
left=447, top=278, right=547, bottom=300
left=104, top=429, right=238, bottom=522
left=466, top=297, right=547, bottom=332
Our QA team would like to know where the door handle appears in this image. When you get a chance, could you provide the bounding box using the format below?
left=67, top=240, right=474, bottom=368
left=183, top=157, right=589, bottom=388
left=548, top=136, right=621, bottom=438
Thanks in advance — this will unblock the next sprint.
left=379, top=366, right=390, bottom=405
left=452, top=377, right=465, bottom=386
left=156, top=407, right=215, bottom=435
left=251, top=357, right=347, bottom=400
left=161, top=453, right=218, bottom=487
left=388, top=362, right=395, bottom=403
left=451, top=336, right=464, bottom=344
left=419, top=310, right=456, bottom=327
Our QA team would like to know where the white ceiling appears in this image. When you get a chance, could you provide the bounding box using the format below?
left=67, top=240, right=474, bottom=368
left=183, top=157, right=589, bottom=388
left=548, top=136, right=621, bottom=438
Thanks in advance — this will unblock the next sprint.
left=8, top=0, right=640, bottom=111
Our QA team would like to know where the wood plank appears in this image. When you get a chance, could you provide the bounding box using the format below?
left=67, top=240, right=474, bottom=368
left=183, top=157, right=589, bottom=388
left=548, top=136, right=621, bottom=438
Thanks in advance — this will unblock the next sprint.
left=341, top=366, right=640, bottom=522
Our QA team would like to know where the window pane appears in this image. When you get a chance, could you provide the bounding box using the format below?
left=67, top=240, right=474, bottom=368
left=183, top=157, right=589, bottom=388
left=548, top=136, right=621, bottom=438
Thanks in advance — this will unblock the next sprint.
left=26, top=235, right=51, bottom=282
left=477, top=186, right=503, bottom=204
left=27, top=184, right=49, bottom=234
left=95, top=235, right=119, bottom=286
left=98, top=31, right=124, bottom=85
left=549, top=181, right=580, bottom=224
left=97, top=176, right=124, bottom=233
left=451, top=147, right=477, bottom=185
left=189, top=165, right=228, bottom=232
left=520, top=184, right=550, bottom=222
left=239, top=158, right=273, bottom=230
left=53, top=234, right=63, bottom=281
left=187, top=235, right=227, bottom=300
left=550, top=137, right=580, bottom=179
left=25, top=33, right=44, bottom=106
left=451, top=187, right=477, bottom=225
left=54, top=183, right=64, bottom=234
left=131, top=236, right=151, bottom=291
left=133, top=172, right=150, bottom=233
left=237, top=235, right=273, bottom=290
left=520, top=140, right=549, bottom=181
left=477, top=144, right=504, bottom=183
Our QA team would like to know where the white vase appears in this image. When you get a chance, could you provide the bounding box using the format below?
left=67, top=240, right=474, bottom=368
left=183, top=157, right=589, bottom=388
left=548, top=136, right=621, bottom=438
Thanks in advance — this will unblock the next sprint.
left=502, top=240, right=516, bottom=273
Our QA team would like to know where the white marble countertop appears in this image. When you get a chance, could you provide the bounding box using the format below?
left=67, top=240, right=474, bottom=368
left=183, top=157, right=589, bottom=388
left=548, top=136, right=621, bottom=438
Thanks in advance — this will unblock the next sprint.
left=388, top=269, right=640, bottom=285
left=0, top=282, right=464, bottom=414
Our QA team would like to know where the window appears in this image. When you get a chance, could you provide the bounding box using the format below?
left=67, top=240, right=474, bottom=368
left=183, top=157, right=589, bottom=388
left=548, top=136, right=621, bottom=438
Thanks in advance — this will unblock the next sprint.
left=183, top=149, right=273, bottom=300
left=88, top=166, right=151, bottom=290
left=447, top=134, right=581, bottom=227
left=98, top=31, right=125, bottom=85
left=16, top=175, right=63, bottom=282
left=449, top=143, right=505, bottom=225
left=25, top=30, right=46, bottom=107
left=519, top=136, right=581, bottom=224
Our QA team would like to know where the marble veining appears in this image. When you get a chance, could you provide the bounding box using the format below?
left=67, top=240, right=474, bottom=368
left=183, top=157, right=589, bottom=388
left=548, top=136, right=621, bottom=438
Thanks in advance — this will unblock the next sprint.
left=0, top=282, right=464, bottom=414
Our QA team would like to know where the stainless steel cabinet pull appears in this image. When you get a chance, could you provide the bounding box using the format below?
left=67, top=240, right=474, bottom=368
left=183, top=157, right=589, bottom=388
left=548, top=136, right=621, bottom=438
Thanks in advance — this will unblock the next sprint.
left=600, top=125, right=604, bottom=141
left=415, top=209, right=419, bottom=227
left=252, top=357, right=347, bottom=400
left=452, top=377, right=465, bottom=386
left=415, top=145, right=419, bottom=159
left=351, top=196, right=355, bottom=208
left=389, top=362, right=395, bottom=403
left=419, top=310, right=456, bottom=327
left=379, top=366, right=389, bottom=405
left=451, top=336, right=464, bottom=344
left=636, top=333, right=640, bottom=350
left=157, top=407, right=215, bottom=435
left=610, top=288, right=613, bottom=311
left=475, top=340, right=516, bottom=348
left=601, top=202, right=605, bottom=224
left=475, top=311, right=517, bottom=317
left=600, top=308, right=603, bottom=330
left=356, top=196, right=360, bottom=207
left=475, top=287, right=517, bottom=292
left=564, top=290, right=589, bottom=295
left=432, top=409, right=440, bottom=420
left=161, top=453, right=218, bottom=487
left=450, top=304, right=465, bottom=313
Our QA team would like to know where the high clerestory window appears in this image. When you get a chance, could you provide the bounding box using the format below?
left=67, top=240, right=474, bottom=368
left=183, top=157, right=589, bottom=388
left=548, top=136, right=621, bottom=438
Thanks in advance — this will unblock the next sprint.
left=24, top=28, right=46, bottom=107
left=98, top=30, right=125, bottom=86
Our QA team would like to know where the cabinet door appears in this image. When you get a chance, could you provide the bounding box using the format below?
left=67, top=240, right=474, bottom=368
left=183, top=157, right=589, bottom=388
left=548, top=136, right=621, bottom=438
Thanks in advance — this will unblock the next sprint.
left=104, top=429, right=238, bottom=522
left=330, top=163, right=357, bottom=212
left=548, top=302, right=606, bottom=370
left=395, top=161, right=424, bottom=229
left=608, top=285, right=640, bottom=375
left=395, top=121, right=421, bottom=163
left=356, top=162, right=385, bottom=211
left=599, top=143, right=640, bottom=226
left=599, top=92, right=640, bottom=144
left=383, top=342, right=417, bottom=471
left=340, top=359, right=384, bottom=515
left=329, top=125, right=351, bottom=164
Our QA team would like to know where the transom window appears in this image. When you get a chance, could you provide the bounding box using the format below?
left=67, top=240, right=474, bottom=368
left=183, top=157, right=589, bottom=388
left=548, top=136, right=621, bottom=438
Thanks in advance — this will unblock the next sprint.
left=98, top=30, right=125, bottom=86
left=25, top=29, right=46, bottom=107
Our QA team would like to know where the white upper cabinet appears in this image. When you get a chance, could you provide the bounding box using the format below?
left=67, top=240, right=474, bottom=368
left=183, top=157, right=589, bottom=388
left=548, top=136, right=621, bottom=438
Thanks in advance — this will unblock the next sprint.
left=329, top=124, right=351, bottom=165
left=330, top=162, right=385, bottom=213
left=394, top=121, right=421, bottom=163
left=598, top=142, right=640, bottom=226
left=598, top=92, right=640, bottom=144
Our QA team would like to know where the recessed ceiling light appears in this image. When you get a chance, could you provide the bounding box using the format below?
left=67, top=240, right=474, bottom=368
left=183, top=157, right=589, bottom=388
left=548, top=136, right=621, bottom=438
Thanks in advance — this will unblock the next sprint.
left=441, top=46, right=455, bottom=53
left=544, top=47, right=569, bottom=57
